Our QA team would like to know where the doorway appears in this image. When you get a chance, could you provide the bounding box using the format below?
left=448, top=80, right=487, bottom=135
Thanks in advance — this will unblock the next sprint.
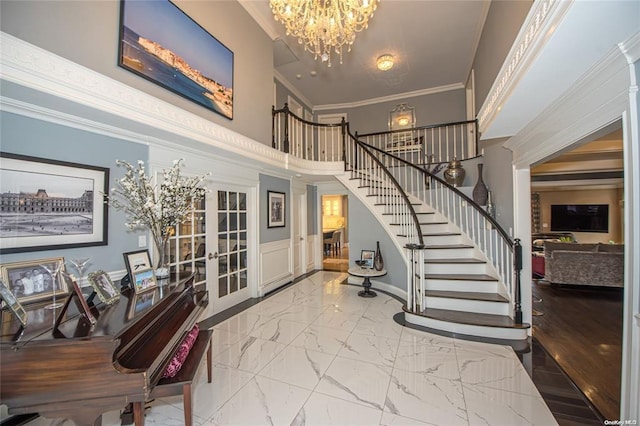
left=321, top=194, right=348, bottom=271
left=529, top=126, right=624, bottom=419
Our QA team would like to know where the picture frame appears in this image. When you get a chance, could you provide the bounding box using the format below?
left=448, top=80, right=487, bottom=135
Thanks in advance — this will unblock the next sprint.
left=0, top=278, right=28, bottom=327
left=127, top=290, right=156, bottom=319
left=0, top=152, right=109, bottom=254
left=62, top=273, right=96, bottom=325
left=118, top=0, right=234, bottom=120
left=132, top=268, right=157, bottom=294
left=360, top=250, right=375, bottom=269
left=267, top=191, right=286, bottom=228
left=87, top=270, right=120, bottom=305
left=123, top=249, right=153, bottom=282
left=0, top=257, right=68, bottom=305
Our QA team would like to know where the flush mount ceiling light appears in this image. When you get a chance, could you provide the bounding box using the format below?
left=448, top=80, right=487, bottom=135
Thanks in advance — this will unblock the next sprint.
left=376, top=54, right=394, bottom=71
left=270, top=0, right=379, bottom=67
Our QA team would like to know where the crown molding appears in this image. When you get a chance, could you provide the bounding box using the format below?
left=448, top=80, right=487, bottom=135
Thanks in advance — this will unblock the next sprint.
left=0, top=31, right=343, bottom=177
left=619, top=31, right=640, bottom=65
left=313, top=83, right=465, bottom=112
left=504, top=45, right=630, bottom=168
left=237, top=0, right=280, bottom=40
left=478, top=0, right=572, bottom=134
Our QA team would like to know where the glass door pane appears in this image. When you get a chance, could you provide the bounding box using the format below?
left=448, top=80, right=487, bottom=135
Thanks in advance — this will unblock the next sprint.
left=215, top=189, right=249, bottom=309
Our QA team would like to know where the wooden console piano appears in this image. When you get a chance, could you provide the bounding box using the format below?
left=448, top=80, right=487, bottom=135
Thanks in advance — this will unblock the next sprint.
left=0, top=272, right=208, bottom=425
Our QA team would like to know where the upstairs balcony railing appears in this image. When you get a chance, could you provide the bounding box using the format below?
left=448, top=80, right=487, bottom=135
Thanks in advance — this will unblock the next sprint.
left=272, top=104, right=479, bottom=164
left=356, top=119, right=479, bottom=165
left=271, top=104, right=521, bottom=324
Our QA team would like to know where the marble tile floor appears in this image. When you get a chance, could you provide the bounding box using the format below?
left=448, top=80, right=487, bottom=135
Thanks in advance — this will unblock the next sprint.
left=17, top=271, right=560, bottom=426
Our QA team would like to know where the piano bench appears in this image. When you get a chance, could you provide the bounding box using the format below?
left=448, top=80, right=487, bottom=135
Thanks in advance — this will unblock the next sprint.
left=133, top=329, right=213, bottom=426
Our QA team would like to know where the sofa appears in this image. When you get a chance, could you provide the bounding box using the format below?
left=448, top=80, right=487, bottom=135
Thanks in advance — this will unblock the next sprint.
left=544, top=242, right=624, bottom=287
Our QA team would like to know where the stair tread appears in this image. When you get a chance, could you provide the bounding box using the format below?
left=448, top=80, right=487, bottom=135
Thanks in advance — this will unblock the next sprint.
left=425, top=290, right=509, bottom=303
left=407, top=307, right=530, bottom=329
left=391, top=222, right=440, bottom=226
left=421, top=232, right=461, bottom=237
left=425, top=273, right=498, bottom=281
left=424, top=258, right=486, bottom=264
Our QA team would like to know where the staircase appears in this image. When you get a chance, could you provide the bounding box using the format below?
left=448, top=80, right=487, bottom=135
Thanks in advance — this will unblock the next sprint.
left=272, top=105, right=530, bottom=341
left=338, top=169, right=529, bottom=340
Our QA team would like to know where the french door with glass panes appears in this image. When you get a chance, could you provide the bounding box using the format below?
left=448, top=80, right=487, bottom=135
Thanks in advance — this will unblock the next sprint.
left=166, top=187, right=250, bottom=314
left=211, top=188, right=249, bottom=312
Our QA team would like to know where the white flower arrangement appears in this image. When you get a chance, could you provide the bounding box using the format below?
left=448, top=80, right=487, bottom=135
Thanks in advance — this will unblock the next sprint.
left=106, top=159, right=209, bottom=271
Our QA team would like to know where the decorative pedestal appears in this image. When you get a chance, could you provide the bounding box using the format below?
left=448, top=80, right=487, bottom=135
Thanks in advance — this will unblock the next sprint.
left=348, top=267, right=387, bottom=298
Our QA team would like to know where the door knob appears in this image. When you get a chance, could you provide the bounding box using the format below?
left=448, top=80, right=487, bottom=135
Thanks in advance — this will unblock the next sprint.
left=209, top=252, right=218, bottom=260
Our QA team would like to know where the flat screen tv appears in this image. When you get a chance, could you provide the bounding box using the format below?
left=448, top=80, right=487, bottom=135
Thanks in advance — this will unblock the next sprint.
left=550, top=204, right=609, bottom=233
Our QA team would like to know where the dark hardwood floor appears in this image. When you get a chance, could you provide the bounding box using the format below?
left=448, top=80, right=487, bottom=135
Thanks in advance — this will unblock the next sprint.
left=532, top=279, right=623, bottom=421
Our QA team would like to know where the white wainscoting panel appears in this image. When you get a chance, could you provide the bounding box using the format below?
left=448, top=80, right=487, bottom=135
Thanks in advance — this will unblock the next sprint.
left=306, top=234, right=317, bottom=272
left=259, top=239, right=293, bottom=295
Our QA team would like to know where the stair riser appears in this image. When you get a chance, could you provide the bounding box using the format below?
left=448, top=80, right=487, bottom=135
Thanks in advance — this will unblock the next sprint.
left=404, top=312, right=529, bottom=341
left=425, top=263, right=489, bottom=275
left=423, top=248, right=477, bottom=259
left=424, top=297, right=510, bottom=316
left=426, top=279, right=498, bottom=293
left=422, top=234, right=464, bottom=245
left=419, top=223, right=454, bottom=233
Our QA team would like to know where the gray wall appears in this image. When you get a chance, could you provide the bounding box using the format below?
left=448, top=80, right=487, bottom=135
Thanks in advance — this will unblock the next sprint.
left=320, top=89, right=467, bottom=136
left=472, top=1, right=533, bottom=109
left=275, top=79, right=313, bottom=113
left=259, top=174, right=290, bottom=243
left=0, top=0, right=274, bottom=145
left=348, top=195, right=406, bottom=290
left=0, top=111, right=148, bottom=273
left=481, top=137, right=515, bottom=235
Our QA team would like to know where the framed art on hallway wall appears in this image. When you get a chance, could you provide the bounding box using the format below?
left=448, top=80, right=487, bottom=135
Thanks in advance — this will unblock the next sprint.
left=267, top=191, right=286, bottom=228
left=0, top=152, right=109, bottom=254
left=118, top=0, right=234, bottom=120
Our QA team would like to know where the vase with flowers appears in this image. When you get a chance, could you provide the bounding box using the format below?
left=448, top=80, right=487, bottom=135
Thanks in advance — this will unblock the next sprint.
left=106, top=159, right=209, bottom=278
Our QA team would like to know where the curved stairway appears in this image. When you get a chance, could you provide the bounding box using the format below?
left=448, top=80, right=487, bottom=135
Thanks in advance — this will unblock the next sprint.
left=338, top=170, right=530, bottom=341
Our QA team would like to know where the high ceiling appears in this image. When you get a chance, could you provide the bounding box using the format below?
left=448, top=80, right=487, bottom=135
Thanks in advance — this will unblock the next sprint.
left=240, top=0, right=490, bottom=108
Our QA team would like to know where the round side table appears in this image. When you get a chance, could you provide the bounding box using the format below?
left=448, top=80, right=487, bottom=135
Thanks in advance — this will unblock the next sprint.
left=347, top=267, right=387, bottom=297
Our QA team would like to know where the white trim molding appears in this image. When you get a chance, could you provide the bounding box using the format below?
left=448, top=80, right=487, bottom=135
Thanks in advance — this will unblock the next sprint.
left=478, top=0, right=572, bottom=134
left=259, top=239, right=293, bottom=296
left=0, top=31, right=342, bottom=179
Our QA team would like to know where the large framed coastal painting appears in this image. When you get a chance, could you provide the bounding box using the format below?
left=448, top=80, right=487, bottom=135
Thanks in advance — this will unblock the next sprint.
left=118, top=0, right=234, bottom=120
left=0, top=153, right=109, bottom=254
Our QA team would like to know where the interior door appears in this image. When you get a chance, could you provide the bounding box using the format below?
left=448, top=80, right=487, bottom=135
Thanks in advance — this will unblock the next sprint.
left=208, top=187, right=250, bottom=313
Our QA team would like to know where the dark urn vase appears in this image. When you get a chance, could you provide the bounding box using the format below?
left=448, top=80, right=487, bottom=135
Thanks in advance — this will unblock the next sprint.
left=374, top=241, right=384, bottom=271
left=473, top=163, right=489, bottom=206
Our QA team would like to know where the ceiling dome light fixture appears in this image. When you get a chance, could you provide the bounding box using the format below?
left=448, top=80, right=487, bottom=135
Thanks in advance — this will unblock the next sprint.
left=270, top=0, right=379, bottom=67
left=376, top=54, right=394, bottom=71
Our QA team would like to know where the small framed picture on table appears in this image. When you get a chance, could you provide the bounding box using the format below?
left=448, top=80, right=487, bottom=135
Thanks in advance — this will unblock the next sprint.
left=360, top=250, right=375, bottom=269
left=132, top=269, right=157, bottom=294
left=88, top=270, right=120, bottom=305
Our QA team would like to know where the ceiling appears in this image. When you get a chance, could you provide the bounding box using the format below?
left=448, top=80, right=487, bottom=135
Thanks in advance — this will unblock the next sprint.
left=239, top=0, right=490, bottom=108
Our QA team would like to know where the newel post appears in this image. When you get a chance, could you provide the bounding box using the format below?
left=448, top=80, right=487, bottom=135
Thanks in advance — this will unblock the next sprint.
left=283, top=103, right=290, bottom=154
left=271, top=105, right=276, bottom=149
left=341, top=118, right=347, bottom=167
left=514, top=238, right=523, bottom=324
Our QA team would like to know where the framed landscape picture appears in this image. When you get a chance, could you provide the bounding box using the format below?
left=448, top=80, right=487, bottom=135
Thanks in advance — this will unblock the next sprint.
left=132, top=268, right=157, bottom=294
left=118, top=0, right=234, bottom=119
left=267, top=191, right=285, bottom=228
left=0, top=152, right=109, bottom=254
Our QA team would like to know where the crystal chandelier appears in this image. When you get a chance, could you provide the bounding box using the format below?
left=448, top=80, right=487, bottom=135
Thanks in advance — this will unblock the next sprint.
left=270, top=0, right=379, bottom=67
